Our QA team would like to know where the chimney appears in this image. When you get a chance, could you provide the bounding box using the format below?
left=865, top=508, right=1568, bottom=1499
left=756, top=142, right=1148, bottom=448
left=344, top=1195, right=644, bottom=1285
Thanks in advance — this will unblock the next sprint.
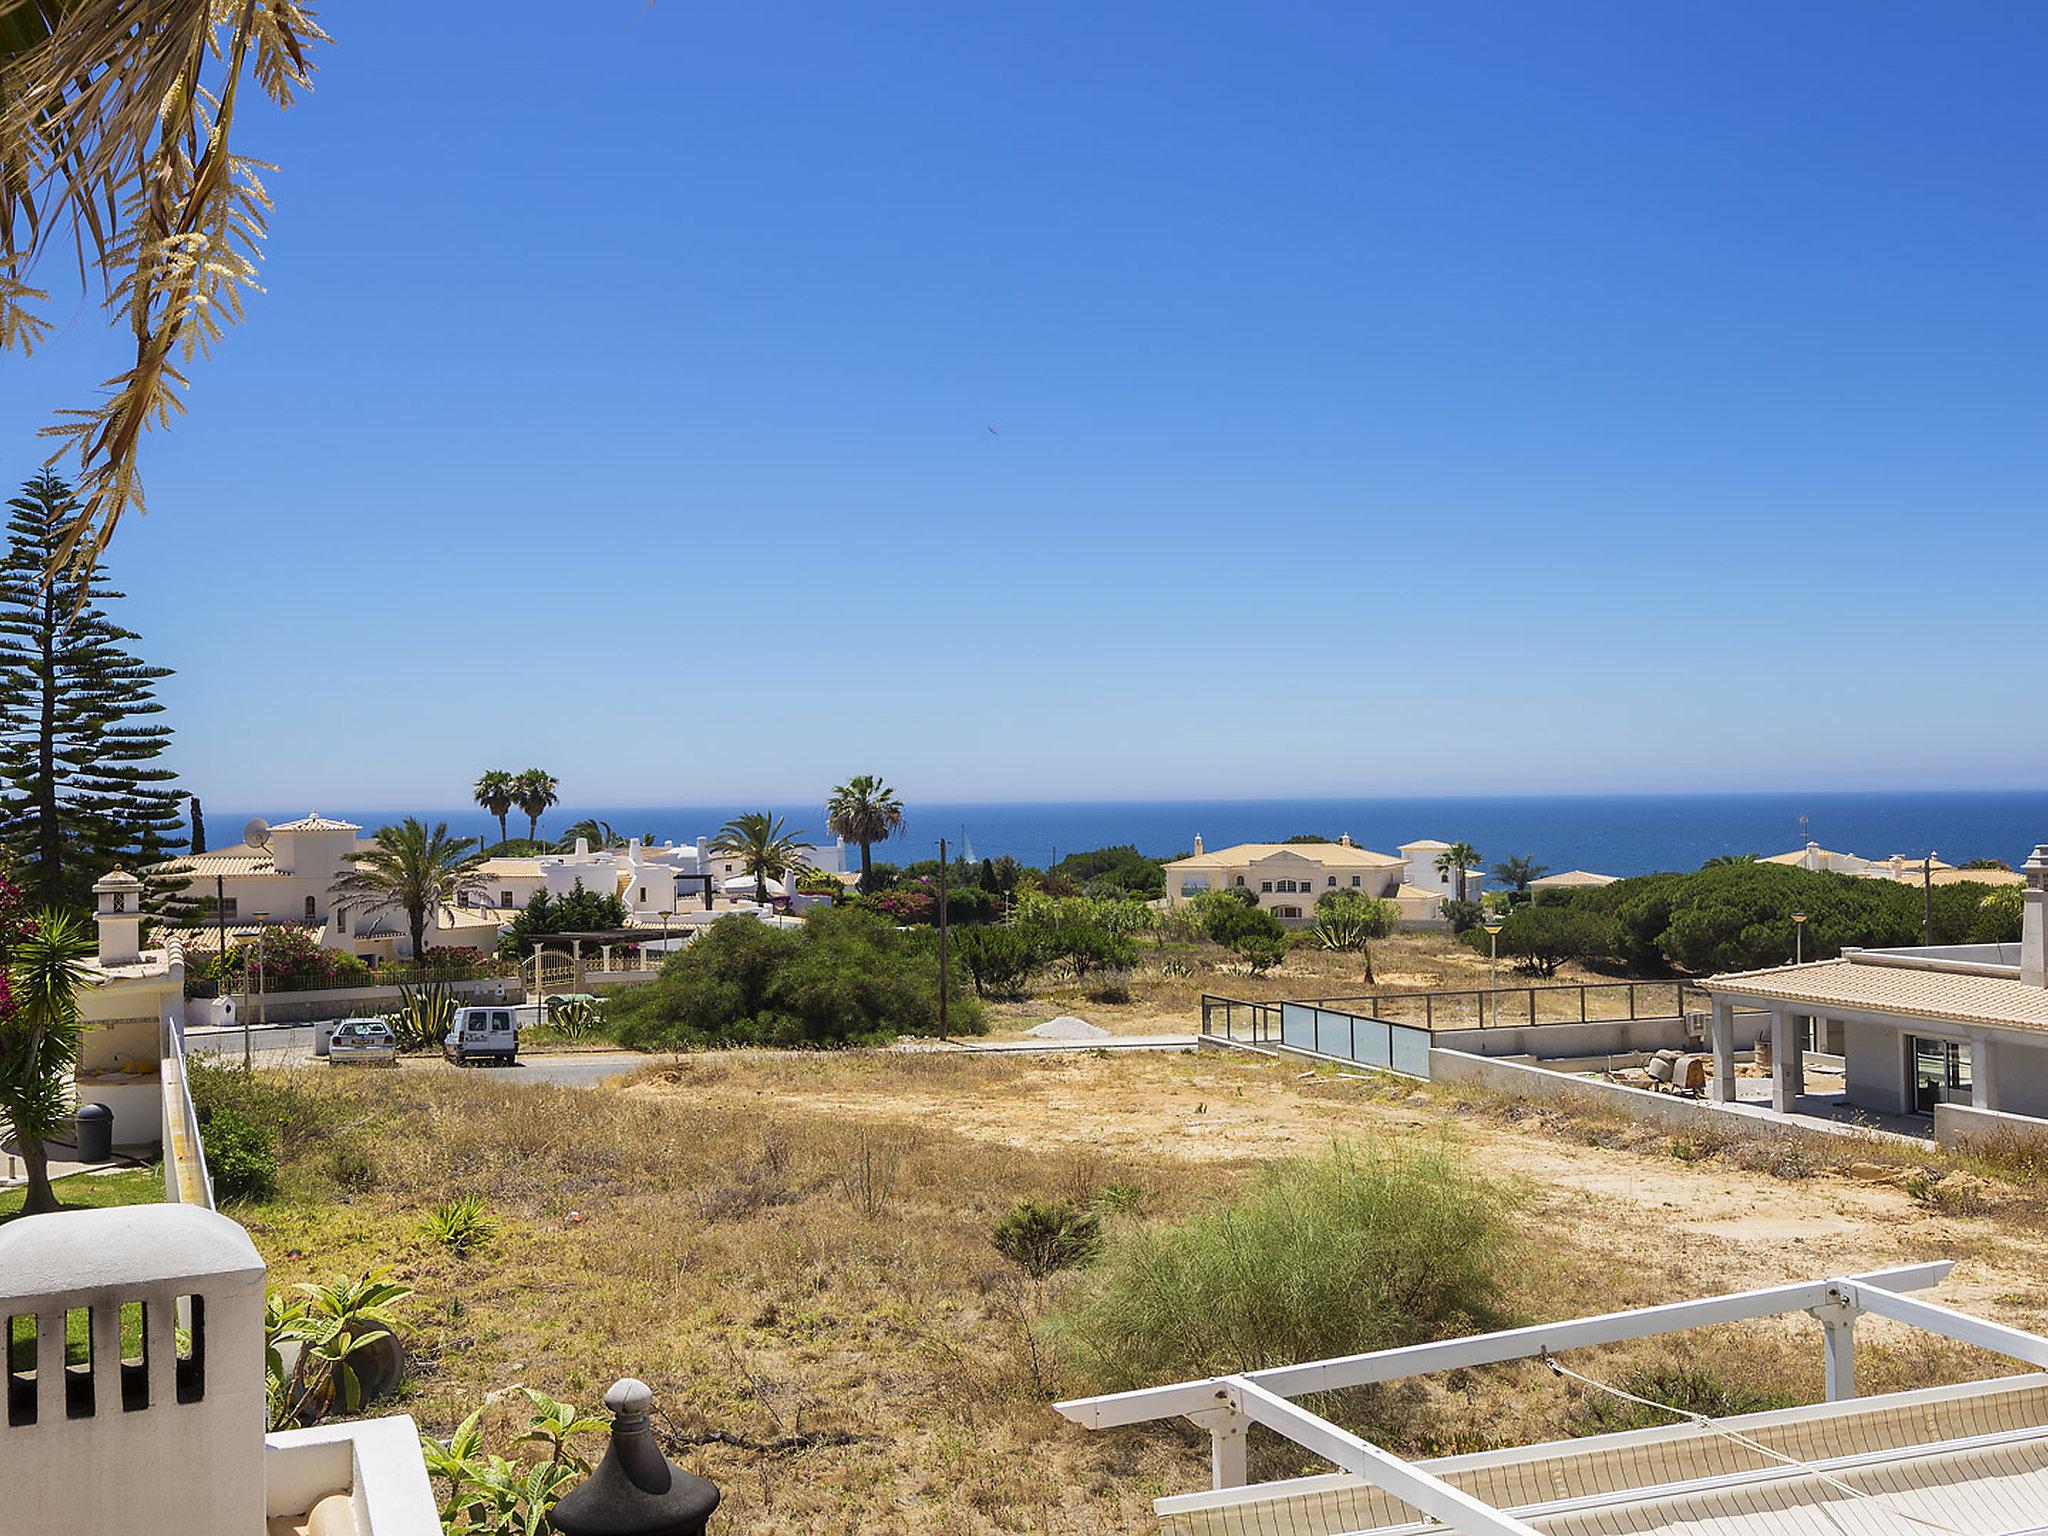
left=2023, top=845, right=2048, bottom=988
left=1192, top=834, right=1204, bottom=855
left=1340, top=833, right=1353, bottom=847
left=93, top=869, right=144, bottom=966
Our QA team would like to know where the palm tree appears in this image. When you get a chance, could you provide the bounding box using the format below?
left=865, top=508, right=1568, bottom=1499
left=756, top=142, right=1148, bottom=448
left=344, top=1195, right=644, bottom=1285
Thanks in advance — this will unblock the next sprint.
left=1491, top=855, right=1549, bottom=894
left=555, top=818, right=616, bottom=852
left=0, top=907, right=100, bottom=1216
left=0, top=6, right=329, bottom=577
left=711, top=813, right=807, bottom=905
left=472, top=770, right=517, bottom=849
left=826, top=775, right=905, bottom=894
left=512, top=769, right=560, bottom=842
left=330, top=820, right=484, bottom=963
left=1436, top=841, right=1481, bottom=904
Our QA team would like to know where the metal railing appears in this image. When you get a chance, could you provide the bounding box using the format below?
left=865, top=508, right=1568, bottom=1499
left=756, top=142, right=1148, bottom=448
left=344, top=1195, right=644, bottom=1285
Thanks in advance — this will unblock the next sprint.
left=158, top=1011, right=214, bottom=1210
left=1293, top=979, right=1711, bottom=1031
left=1201, top=995, right=1432, bottom=1076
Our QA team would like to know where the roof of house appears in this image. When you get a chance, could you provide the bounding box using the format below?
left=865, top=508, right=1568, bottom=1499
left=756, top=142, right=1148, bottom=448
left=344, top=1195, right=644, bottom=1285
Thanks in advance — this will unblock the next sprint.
left=1168, top=841, right=1403, bottom=870
left=271, top=812, right=361, bottom=833
left=1530, top=869, right=1620, bottom=888
left=1393, top=882, right=1443, bottom=901
left=1760, top=845, right=1857, bottom=865
left=1399, top=838, right=1452, bottom=851
left=475, top=857, right=546, bottom=878
left=1706, top=955, right=2048, bottom=1033
left=157, top=846, right=278, bottom=877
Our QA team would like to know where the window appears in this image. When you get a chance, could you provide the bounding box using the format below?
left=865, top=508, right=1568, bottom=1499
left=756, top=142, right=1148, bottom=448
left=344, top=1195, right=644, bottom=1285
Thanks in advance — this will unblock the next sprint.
left=639, top=887, right=647, bottom=905
left=501, top=890, right=514, bottom=909
left=1352, top=875, right=1361, bottom=887
left=1276, top=906, right=1301, bottom=919
left=304, top=895, right=317, bottom=921
left=1234, top=876, right=1245, bottom=887
left=335, top=906, right=348, bottom=935
left=1327, top=876, right=1336, bottom=887
left=1261, top=881, right=1272, bottom=892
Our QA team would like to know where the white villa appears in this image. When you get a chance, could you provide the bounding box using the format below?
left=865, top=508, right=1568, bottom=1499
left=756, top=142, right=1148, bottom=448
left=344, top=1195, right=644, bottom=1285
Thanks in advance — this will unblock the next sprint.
left=155, top=813, right=507, bottom=961
left=472, top=834, right=849, bottom=920
left=1162, top=835, right=1483, bottom=926
left=1763, top=841, right=2023, bottom=886
left=1703, top=844, right=2048, bottom=1126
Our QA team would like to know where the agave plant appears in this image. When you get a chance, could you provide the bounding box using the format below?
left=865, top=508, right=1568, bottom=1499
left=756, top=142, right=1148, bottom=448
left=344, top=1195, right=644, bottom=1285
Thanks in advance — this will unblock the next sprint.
left=386, top=982, right=458, bottom=1052
left=422, top=1195, right=499, bottom=1255
left=549, top=995, right=605, bottom=1040
left=1312, top=914, right=1371, bottom=951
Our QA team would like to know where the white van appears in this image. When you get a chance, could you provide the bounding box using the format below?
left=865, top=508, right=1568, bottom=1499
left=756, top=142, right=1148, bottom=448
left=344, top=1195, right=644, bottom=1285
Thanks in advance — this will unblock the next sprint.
left=443, top=1006, right=520, bottom=1067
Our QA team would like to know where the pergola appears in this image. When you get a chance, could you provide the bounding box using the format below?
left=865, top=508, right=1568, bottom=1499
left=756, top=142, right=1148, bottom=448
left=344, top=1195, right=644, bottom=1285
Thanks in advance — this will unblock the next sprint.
left=1056, top=1263, right=2048, bottom=1536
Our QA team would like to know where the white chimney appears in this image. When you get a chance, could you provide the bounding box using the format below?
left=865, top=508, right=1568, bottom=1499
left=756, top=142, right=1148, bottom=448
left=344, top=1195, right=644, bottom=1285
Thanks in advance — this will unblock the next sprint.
left=1193, top=834, right=1204, bottom=855
left=93, top=869, right=144, bottom=966
left=1340, top=833, right=1354, bottom=847
left=2023, top=844, right=2048, bottom=989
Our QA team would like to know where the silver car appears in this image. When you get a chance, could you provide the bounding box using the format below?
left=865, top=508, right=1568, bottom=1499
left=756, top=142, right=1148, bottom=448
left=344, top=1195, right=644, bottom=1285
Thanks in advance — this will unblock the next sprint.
left=327, top=1017, right=398, bottom=1066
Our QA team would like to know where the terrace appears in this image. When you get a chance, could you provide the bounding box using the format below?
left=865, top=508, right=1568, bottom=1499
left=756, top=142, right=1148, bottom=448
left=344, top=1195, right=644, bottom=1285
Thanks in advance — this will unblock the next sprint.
left=1058, top=1261, right=2048, bottom=1536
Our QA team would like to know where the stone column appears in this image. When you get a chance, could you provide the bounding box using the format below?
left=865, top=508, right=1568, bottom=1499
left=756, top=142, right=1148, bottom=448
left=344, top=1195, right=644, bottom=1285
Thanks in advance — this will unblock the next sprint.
left=1771, top=1007, right=1802, bottom=1113
left=1974, top=1035, right=2001, bottom=1112
left=1709, top=997, right=1737, bottom=1103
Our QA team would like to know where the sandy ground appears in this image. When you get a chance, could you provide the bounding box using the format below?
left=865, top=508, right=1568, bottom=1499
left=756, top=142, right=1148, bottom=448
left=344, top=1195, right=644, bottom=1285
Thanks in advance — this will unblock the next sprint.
left=631, top=1047, right=2048, bottom=1338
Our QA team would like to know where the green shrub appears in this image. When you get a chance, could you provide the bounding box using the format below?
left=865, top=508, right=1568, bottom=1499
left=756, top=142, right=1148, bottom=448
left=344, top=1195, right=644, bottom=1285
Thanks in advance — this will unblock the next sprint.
left=991, top=1199, right=1104, bottom=1278
left=1189, top=889, right=1285, bottom=948
left=1464, top=903, right=1617, bottom=978
left=1232, top=933, right=1287, bottom=974
left=954, top=925, right=1040, bottom=998
left=1054, top=1140, right=1518, bottom=1392
left=610, top=907, right=981, bottom=1049
left=202, top=1108, right=278, bottom=1202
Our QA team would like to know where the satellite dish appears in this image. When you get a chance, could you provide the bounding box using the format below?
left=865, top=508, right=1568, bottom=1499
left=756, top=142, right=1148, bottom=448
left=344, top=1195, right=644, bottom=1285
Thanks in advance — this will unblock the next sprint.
left=243, top=817, right=271, bottom=849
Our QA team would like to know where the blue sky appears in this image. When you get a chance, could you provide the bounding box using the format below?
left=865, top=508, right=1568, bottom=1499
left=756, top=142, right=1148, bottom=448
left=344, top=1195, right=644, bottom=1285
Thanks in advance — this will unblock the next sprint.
left=5, top=2, right=2045, bottom=809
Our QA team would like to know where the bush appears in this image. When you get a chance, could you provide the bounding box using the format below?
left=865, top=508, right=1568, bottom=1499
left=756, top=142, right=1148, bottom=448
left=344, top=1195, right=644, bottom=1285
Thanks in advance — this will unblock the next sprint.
left=991, top=1199, right=1104, bottom=1278
left=1439, top=899, right=1483, bottom=934
left=1232, top=933, right=1287, bottom=974
left=1047, top=845, right=1166, bottom=900
left=1054, top=1140, right=1518, bottom=1392
left=955, top=925, right=1040, bottom=998
left=201, top=1108, right=278, bottom=1202
left=609, top=907, right=981, bottom=1049
left=1464, top=903, right=1617, bottom=978
left=1190, top=889, right=1286, bottom=949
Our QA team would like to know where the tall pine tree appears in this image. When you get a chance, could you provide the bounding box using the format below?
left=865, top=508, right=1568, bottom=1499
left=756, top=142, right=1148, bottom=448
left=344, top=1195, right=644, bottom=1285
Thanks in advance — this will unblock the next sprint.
left=0, top=473, right=184, bottom=910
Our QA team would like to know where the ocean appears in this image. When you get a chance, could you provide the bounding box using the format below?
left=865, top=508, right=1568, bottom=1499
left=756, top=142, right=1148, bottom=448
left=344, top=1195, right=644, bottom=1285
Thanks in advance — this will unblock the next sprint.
left=209, top=791, right=2048, bottom=878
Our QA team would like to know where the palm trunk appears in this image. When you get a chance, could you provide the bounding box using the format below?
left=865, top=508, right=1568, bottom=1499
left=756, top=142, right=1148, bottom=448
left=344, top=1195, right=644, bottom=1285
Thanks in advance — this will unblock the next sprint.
left=410, top=906, right=427, bottom=962
left=498, top=812, right=509, bottom=847
left=19, top=1139, right=59, bottom=1215
left=859, top=841, right=873, bottom=894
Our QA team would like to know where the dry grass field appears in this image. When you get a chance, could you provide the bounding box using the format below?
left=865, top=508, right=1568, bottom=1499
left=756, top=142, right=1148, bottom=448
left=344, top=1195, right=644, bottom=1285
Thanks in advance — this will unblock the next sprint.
left=979, top=926, right=1637, bottom=1038
left=227, top=1042, right=2048, bottom=1536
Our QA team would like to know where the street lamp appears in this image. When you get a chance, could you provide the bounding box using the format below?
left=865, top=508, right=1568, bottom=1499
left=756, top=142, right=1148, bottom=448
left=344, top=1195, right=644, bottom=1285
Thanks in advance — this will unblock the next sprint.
left=244, top=911, right=271, bottom=1067
left=658, top=909, right=673, bottom=955
left=1481, top=914, right=1505, bottom=1025
left=1792, top=911, right=1808, bottom=966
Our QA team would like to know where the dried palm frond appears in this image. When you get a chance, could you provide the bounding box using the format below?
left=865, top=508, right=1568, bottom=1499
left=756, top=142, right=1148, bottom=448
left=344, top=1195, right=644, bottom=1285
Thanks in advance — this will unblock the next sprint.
left=0, top=0, right=328, bottom=576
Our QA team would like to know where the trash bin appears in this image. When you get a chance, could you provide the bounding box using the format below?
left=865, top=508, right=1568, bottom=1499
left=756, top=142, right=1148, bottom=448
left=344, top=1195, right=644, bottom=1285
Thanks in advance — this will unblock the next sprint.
left=315, top=1020, right=337, bottom=1058
left=76, top=1102, right=113, bottom=1163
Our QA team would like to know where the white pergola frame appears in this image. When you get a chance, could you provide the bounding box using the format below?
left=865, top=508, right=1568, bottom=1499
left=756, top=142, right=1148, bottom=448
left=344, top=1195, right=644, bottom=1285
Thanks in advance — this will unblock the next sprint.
left=1055, top=1261, right=2048, bottom=1517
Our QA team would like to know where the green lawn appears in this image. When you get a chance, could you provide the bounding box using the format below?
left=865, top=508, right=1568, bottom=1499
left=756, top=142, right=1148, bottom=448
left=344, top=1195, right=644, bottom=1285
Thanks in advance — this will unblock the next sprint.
left=0, top=1164, right=162, bottom=1226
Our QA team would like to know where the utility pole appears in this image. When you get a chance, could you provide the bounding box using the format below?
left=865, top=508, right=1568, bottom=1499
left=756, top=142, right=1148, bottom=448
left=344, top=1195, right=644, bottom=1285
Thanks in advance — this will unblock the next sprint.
left=938, top=835, right=950, bottom=1043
